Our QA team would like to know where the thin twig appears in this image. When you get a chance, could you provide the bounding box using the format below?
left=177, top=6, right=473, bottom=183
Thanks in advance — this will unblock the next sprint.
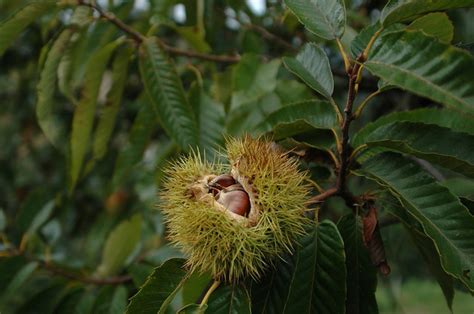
left=307, top=187, right=338, bottom=204
left=200, top=280, right=221, bottom=307
left=243, top=23, right=296, bottom=51
left=77, top=0, right=241, bottom=63
left=78, top=0, right=145, bottom=43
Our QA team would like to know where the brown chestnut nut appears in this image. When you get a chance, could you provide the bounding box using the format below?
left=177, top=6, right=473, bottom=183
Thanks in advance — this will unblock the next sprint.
left=209, top=174, right=236, bottom=195
left=216, top=184, right=250, bottom=216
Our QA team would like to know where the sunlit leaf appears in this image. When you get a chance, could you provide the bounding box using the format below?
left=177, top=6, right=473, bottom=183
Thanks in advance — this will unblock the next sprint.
left=407, top=12, right=453, bottom=43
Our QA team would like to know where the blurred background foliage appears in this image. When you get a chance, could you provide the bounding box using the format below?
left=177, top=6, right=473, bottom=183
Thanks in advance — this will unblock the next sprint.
left=0, top=0, right=473, bottom=313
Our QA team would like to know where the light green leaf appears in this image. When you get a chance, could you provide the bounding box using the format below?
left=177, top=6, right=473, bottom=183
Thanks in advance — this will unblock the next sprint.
left=173, top=25, right=211, bottom=52
left=365, top=30, right=474, bottom=113
left=139, top=37, right=198, bottom=150
left=359, top=121, right=474, bottom=177
left=283, top=43, right=334, bottom=98
left=92, top=45, right=132, bottom=161
left=97, top=214, right=142, bottom=277
left=407, top=12, right=454, bottom=43
left=380, top=196, right=454, bottom=310
left=337, top=214, right=378, bottom=314
left=255, top=100, right=338, bottom=139
left=207, top=284, right=251, bottom=314
left=36, top=29, right=73, bottom=150
left=356, top=152, right=474, bottom=291
left=350, top=23, right=404, bottom=58
left=0, top=0, right=57, bottom=57
left=353, top=108, right=474, bottom=147
left=70, top=40, right=123, bottom=190
left=381, top=0, right=474, bottom=26
left=251, top=222, right=346, bottom=314
left=284, top=0, right=346, bottom=40
left=126, top=258, right=188, bottom=314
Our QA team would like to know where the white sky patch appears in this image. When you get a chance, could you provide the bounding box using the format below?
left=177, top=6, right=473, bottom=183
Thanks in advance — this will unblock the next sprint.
left=133, top=0, right=150, bottom=12
left=173, top=4, right=187, bottom=23
left=246, top=0, right=266, bottom=16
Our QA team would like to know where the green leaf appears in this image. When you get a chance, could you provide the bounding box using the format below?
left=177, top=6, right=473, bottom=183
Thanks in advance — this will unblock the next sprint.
left=111, top=99, right=157, bottom=189
left=126, top=258, right=188, bottom=314
left=356, top=152, right=474, bottom=291
left=407, top=12, right=454, bottom=43
left=206, top=284, right=251, bottom=314
left=97, top=214, right=142, bottom=277
left=350, top=23, right=404, bottom=58
left=365, top=30, right=474, bottom=113
left=380, top=196, right=454, bottom=310
left=36, top=28, right=73, bottom=150
left=353, top=108, right=474, bottom=147
left=178, top=304, right=207, bottom=314
left=188, top=83, right=225, bottom=155
left=359, top=121, right=474, bottom=177
left=337, top=214, right=378, bottom=314
left=380, top=0, right=474, bottom=26
left=91, top=45, right=132, bottom=161
left=0, top=0, right=56, bottom=57
left=70, top=40, right=123, bottom=190
left=283, top=43, right=334, bottom=99
left=230, top=55, right=281, bottom=109
left=284, top=0, right=346, bottom=40
left=139, top=37, right=198, bottom=150
left=251, top=222, right=346, bottom=314
left=0, top=262, right=38, bottom=307
left=255, top=100, right=338, bottom=139
left=182, top=271, right=212, bottom=306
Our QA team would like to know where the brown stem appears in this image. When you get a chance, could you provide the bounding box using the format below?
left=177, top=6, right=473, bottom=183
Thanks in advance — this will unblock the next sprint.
left=78, top=0, right=145, bottom=43
left=307, top=187, right=338, bottom=204
left=77, top=0, right=241, bottom=63
left=41, top=261, right=132, bottom=285
left=243, top=23, right=296, bottom=51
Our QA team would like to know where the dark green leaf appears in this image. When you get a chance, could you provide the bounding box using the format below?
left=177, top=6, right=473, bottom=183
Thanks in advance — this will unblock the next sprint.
left=337, top=215, right=378, bottom=314
left=283, top=43, right=334, bottom=98
left=356, top=152, right=474, bottom=291
left=0, top=0, right=57, bottom=57
left=380, top=0, right=474, bottom=26
left=139, top=37, right=198, bottom=150
left=178, top=304, right=207, bottom=314
left=188, top=83, right=225, bottom=154
left=230, top=55, right=281, bottom=109
left=70, top=39, right=123, bottom=190
left=0, top=262, right=38, bottom=308
left=206, top=284, right=251, bottom=314
left=36, top=28, right=73, bottom=150
left=359, top=121, right=474, bottom=177
left=126, top=258, right=188, bottom=314
left=407, top=12, right=454, bottom=43
left=380, top=196, right=454, bottom=310
left=91, top=45, right=132, bottom=161
left=350, top=23, right=404, bottom=58
left=111, top=99, right=156, bottom=189
left=365, top=31, right=474, bottom=113
left=255, top=100, right=337, bottom=139
left=252, top=222, right=346, bottom=314
left=284, top=0, right=346, bottom=39
left=97, top=214, right=142, bottom=277
left=353, top=108, right=474, bottom=147
left=182, top=271, right=212, bottom=306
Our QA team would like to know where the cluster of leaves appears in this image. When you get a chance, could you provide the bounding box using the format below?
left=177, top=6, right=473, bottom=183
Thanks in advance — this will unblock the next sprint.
left=0, top=0, right=473, bottom=313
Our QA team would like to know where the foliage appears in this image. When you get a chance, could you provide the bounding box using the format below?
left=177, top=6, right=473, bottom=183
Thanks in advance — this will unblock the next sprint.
left=0, top=0, right=473, bottom=313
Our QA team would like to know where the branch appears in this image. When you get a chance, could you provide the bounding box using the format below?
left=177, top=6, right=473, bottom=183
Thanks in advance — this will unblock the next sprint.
left=77, top=0, right=145, bottom=43
left=77, top=0, right=241, bottom=63
left=307, top=187, right=338, bottom=204
left=243, top=23, right=296, bottom=51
